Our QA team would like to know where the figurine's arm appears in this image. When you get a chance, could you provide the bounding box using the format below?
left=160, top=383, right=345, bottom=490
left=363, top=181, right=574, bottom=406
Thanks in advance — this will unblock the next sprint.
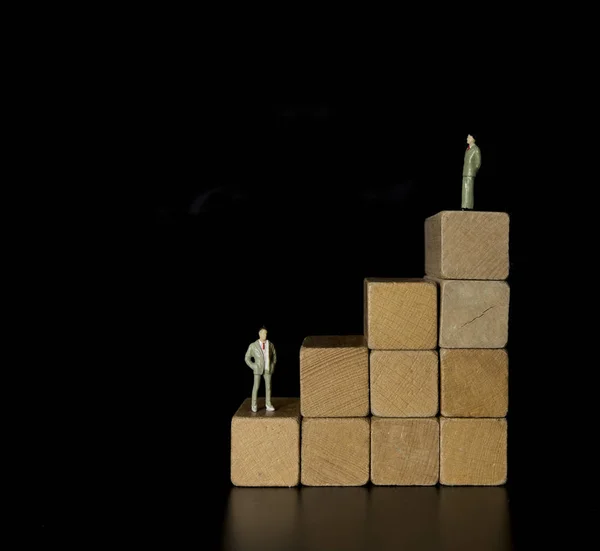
left=244, top=344, right=255, bottom=369
left=474, top=148, right=482, bottom=171
left=271, top=343, right=277, bottom=372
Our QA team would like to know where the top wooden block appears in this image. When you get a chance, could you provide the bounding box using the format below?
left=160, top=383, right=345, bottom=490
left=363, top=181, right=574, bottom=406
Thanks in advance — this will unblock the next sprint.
left=425, top=210, right=509, bottom=280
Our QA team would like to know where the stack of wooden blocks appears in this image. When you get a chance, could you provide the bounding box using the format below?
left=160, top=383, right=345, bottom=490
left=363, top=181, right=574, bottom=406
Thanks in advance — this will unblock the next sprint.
left=231, top=210, right=509, bottom=487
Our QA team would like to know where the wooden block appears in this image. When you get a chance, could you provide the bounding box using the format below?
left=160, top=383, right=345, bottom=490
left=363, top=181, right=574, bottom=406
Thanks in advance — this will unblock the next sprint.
left=440, top=418, right=507, bottom=486
left=441, top=348, right=508, bottom=417
left=371, top=418, right=439, bottom=486
left=301, top=417, right=370, bottom=486
left=364, top=278, right=437, bottom=350
left=426, top=278, right=509, bottom=348
left=425, top=210, right=509, bottom=280
left=370, top=350, right=438, bottom=417
left=300, top=335, right=369, bottom=417
left=230, top=397, right=300, bottom=487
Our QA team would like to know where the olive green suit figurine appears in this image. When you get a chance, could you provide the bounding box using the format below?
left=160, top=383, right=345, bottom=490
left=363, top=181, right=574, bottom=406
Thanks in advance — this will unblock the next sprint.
left=244, top=327, right=277, bottom=412
left=462, top=134, right=481, bottom=210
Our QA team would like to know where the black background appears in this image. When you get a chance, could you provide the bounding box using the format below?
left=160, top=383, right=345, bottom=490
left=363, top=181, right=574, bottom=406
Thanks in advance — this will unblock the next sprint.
left=33, top=33, right=575, bottom=547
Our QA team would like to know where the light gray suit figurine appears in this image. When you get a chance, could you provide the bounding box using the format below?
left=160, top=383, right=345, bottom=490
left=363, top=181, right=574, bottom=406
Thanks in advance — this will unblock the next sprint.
left=244, top=326, right=277, bottom=412
left=462, top=133, right=481, bottom=210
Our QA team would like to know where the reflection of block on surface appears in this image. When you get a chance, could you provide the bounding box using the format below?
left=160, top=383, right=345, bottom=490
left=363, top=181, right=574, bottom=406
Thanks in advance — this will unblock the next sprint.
left=300, top=336, right=369, bottom=417
left=299, top=488, right=368, bottom=549
left=439, top=487, right=511, bottom=549
left=440, top=418, right=507, bottom=486
left=301, top=418, right=370, bottom=486
left=364, top=278, right=437, bottom=350
left=426, top=278, right=509, bottom=348
left=425, top=210, right=510, bottom=280
left=223, top=488, right=301, bottom=549
left=441, top=348, right=508, bottom=417
left=231, top=398, right=300, bottom=487
left=371, top=418, right=439, bottom=486
left=370, top=350, right=438, bottom=417
left=369, top=487, right=439, bottom=548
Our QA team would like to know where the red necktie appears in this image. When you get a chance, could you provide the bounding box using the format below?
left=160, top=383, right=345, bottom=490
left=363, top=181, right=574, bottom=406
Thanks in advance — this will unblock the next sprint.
left=262, top=342, right=265, bottom=350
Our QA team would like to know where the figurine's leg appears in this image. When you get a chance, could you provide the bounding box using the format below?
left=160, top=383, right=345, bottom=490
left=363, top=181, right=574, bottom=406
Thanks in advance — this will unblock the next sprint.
left=264, top=373, right=274, bottom=411
left=461, top=177, right=474, bottom=210
left=251, top=374, right=261, bottom=412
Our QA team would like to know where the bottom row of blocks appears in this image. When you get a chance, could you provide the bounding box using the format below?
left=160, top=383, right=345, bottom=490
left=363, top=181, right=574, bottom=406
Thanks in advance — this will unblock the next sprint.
left=231, top=398, right=507, bottom=487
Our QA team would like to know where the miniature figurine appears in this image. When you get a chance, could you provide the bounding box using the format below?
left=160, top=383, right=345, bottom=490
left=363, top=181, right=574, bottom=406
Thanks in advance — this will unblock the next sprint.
left=244, top=326, right=277, bottom=412
left=462, top=133, right=481, bottom=210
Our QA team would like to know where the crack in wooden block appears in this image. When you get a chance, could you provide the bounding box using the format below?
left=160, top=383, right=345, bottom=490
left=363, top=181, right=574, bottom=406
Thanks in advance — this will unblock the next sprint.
left=426, top=278, right=509, bottom=348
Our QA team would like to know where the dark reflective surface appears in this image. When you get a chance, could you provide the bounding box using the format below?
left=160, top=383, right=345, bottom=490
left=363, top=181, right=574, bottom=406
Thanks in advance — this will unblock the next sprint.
left=222, top=486, right=513, bottom=550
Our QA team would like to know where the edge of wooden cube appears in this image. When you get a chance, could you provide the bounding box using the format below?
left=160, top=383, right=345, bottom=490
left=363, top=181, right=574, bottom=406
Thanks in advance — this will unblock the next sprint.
left=231, top=398, right=301, bottom=487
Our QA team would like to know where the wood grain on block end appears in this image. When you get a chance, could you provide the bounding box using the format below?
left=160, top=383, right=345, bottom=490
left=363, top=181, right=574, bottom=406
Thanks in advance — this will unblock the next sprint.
left=441, top=348, right=508, bottom=417
left=370, top=350, right=438, bottom=417
left=371, top=417, right=439, bottom=486
left=425, top=210, right=509, bottom=280
left=300, top=336, right=369, bottom=417
left=301, top=417, right=370, bottom=486
left=440, top=418, right=507, bottom=486
left=426, top=278, right=509, bottom=348
left=231, top=398, right=300, bottom=487
left=364, top=278, right=437, bottom=350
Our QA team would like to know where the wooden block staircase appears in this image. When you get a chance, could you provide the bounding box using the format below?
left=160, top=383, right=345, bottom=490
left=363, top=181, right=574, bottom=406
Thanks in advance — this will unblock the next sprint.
left=231, top=210, right=510, bottom=486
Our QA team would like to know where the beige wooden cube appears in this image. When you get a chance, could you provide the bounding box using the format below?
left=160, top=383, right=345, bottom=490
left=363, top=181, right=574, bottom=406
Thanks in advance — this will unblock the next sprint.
left=364, top=278, right=437, bottom=350
left=301, top=417, right=370, bottom=486
left=440, top=418, right=507, bottom=486
left=231, top=398, right=300, bottom=487
left=370, top=350, right=438, bottom=417
left=426, top=278, right=509, bottom=348
left=441, top=348, right=508, bottom=417
left=300, top=335, right=369, bottom=417
left=371, top=417, right=439, bottom=485
left=425, top=210, right=509, bottom=280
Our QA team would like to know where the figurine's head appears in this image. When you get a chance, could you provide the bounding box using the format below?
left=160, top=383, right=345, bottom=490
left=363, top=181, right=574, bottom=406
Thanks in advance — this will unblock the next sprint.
left=258, top=327, right=268, bottom=341
left=467, top=134, right=476, bottom=146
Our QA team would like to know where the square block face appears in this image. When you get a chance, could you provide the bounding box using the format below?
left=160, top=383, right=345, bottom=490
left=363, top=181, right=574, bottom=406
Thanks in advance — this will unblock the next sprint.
left=441, top=349, right=508, bottom=417
left=300, top=336, right=369, bottom=417
left=370, top=350, right=438, bottom=417
left=432, top=279, right=509, bottom=348
left=371, top=418, right=439, bottom=486
left=231, top=398, right=300, bottom=487
left=440, top=418, right=507, bottom=486
left=301, top=418, right=370, bottom=486
left=364, top=278, right=437, bottom=350
left=425, top=210, right=509, bottom=280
